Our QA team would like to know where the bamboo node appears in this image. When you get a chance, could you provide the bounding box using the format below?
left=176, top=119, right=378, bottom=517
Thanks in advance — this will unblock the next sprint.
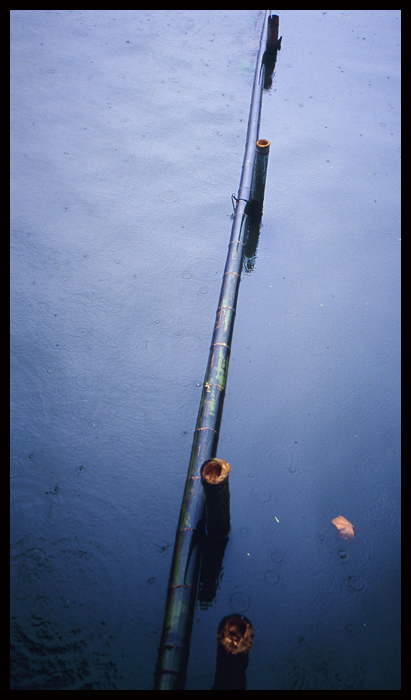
left=217, top=304, right=236, bottom=312
left=211, top=342, right=230, bottom=349
left=178, top=526, right=196, bottom=532
left=223, top=269, right=241, bottom=277
left=205, top=381, right=225, bottom=392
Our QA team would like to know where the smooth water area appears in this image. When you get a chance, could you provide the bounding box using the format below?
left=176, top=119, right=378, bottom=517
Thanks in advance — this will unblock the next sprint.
left=10, top=10, right=400, bottom=690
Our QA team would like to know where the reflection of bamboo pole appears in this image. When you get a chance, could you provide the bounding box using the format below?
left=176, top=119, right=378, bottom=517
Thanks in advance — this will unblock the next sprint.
left=154, top=11, right=272, bottom=690
left=212, top=615, right=254, bottom=690
left=198, top=532, right=228, bottom=607
left=201, top=458, right=231, bottom=538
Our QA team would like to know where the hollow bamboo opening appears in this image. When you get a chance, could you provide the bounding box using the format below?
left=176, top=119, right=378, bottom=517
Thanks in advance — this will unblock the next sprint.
left=201, top=458, right=231, bottom=484
left=217, top=614, right=254, bottom=655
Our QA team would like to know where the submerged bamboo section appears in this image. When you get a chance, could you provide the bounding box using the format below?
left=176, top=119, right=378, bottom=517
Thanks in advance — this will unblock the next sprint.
left=154, top=11, right=274, bottom=690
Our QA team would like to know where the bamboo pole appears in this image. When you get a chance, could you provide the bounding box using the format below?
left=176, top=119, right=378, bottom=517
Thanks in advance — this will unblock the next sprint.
left=201, top=458, right=231, bottom=538
left=266, top=13, right=281, bottom=52
left=154, top=11, right=273, bottom=690
left=211, top=614, right=254, bottom=690
left=263, top=14, right=282, bottom=90
left=250, top=138, right=271, bottom=215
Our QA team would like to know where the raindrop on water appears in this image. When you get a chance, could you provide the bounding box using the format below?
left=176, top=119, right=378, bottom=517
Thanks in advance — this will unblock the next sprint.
left=263, top=569, right=280, bottom=586
left=159, top=190, right=179, bottom=203
left=252, top=486, right=271, bottom=503
left=229, top=590, right=250, bottom=613
left=270, top=550, right=284, bottom=565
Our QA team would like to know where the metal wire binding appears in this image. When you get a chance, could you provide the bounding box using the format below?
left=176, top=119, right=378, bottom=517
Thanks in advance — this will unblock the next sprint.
left=231, top=193, right=248, bottom=213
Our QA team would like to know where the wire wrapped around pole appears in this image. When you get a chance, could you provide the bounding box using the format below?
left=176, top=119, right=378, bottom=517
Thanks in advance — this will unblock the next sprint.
left=154, top=10, right=272, bottom=690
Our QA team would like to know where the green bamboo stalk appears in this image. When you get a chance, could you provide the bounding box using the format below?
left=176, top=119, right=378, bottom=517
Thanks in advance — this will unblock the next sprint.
left=153, top=10, right=273, bottom=690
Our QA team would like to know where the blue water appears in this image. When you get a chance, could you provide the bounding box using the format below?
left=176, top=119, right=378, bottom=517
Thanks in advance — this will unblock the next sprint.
left=10, top=10, right=400, bottom=690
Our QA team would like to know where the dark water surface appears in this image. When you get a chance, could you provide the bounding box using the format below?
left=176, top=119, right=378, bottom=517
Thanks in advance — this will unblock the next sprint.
left=10, top=10, right=400, bottom=690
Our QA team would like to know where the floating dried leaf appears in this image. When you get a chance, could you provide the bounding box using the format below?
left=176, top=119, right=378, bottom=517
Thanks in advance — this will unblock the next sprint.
left=332, top=515, right=355, bottom=540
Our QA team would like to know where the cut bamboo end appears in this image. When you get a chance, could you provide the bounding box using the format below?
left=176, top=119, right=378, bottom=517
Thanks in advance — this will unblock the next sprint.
left=217, top=614, right=254, bottom=655
left=212, top=614, right=254, bottom=690
left=256, top=138, right=271, bottom=153
left=201, top=457, right=231, bottom=484
left=200, top=458, right=231, bottom=538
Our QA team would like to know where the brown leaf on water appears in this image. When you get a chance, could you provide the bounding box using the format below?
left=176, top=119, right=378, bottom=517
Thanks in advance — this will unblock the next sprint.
left=332, top=515, right=355, bottom=540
